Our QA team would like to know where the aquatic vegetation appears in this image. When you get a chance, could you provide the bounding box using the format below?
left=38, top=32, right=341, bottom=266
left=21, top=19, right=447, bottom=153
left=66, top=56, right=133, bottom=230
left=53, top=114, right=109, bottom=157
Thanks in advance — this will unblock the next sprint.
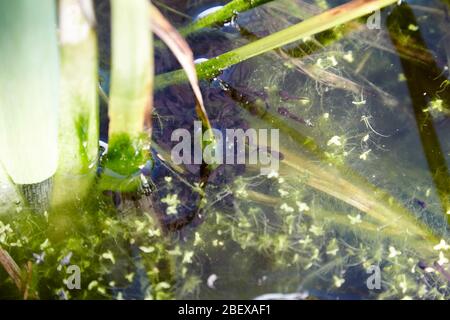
left=0, top=196, right=176, bottom=299
left=179, top=0, right=273, bottom=36
left=156, top=0, right=399, bottom=88
left=0, top=0, right=449, bottom=301
left=164, top=0, right=449, bottom=299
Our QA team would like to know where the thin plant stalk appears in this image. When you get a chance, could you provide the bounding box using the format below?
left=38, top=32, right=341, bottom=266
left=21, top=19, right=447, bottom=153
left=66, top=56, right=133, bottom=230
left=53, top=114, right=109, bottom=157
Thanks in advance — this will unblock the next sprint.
left=52, top=0, right=99, bottom=206
left=178, top=0, right=273, bottom=36
left=103, top=0, right=153, bottom=191
left=156, top=0, right=398, bottom=90
left=0, top=0, right=59, bottom=209
left=387, top=4, right=450, bottom=221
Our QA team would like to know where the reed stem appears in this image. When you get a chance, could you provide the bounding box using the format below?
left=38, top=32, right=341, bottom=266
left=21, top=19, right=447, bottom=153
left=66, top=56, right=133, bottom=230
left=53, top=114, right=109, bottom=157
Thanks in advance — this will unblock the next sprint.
left=53, top=0, right=99, bottom=206
left=228, top=83, right=442, bottom=256
left=103, top=0, right=153, bottom=191
left=0, top=0, right=59, bottom=211
left=0, top=0, right=59, bottom=186
left=179, top=0, right=273, bottom=36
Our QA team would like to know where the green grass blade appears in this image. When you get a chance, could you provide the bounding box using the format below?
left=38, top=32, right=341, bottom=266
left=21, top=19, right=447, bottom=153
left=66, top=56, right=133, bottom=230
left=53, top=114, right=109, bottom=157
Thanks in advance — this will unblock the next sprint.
left=179, top=0, right=273, bottom=36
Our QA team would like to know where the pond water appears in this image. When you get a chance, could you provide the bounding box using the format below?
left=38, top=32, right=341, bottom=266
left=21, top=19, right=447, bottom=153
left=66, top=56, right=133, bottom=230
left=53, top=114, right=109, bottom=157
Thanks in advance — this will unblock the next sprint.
left=0, top=0, right=449, bottom=300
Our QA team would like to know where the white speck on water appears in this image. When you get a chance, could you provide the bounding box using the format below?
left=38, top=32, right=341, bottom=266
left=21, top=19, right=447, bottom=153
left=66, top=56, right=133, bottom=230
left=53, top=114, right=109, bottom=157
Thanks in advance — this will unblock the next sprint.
left=194, top=58, right=209, bottom=64
left=207, top=274, right=218, bottom=289
left=195, top=6, right=223, bottom=20
left=327, top=136, right=342, bottom=146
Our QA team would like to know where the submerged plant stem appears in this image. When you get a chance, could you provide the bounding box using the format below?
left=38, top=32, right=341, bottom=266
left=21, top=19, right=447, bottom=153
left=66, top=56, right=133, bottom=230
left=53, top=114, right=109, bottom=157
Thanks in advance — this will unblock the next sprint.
left=179, top=0, right=273, bottom=36
left=156, top=0, right=398, bottom=90
left=0, top=247, right=22, bottom=292
left=0, top=0, right=59, bottom=185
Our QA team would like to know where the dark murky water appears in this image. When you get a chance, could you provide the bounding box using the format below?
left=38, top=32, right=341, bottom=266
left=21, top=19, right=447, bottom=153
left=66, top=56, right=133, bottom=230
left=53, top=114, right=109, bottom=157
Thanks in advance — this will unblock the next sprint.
left=148, top=0, right=450, bottom=299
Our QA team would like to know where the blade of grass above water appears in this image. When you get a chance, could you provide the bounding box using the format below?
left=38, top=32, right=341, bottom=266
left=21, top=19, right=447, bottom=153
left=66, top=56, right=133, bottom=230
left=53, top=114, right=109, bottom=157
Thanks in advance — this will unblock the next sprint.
left=0, top=247, right=22, bottom=292
left=154, top=0, right=446, bottom=247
